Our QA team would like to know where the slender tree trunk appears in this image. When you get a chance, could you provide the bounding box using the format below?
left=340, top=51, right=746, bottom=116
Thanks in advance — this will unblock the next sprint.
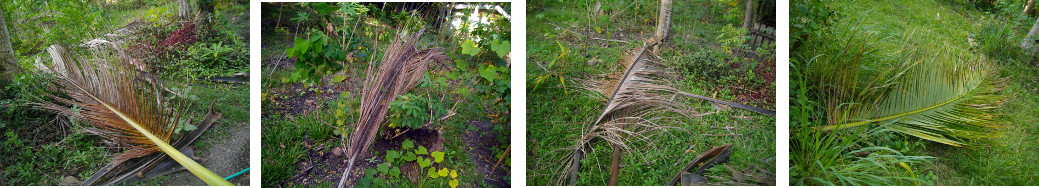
left=1026, top=0, right=1036, bottom=15
left=1021, top=16, right=1039, bottom=54
left=742, top=0, right=755, bottom=31
left=654, top=0, right=673, bottom=41
left=178, top=0, right=191, bottom=20
left=0, top=6, right=18, bottom=80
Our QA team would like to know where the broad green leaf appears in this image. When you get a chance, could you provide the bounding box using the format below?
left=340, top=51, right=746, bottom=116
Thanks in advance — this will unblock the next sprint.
left=489, top=39, right=511, bottom=58
left=298, top=37, right=310, bottom=53
left=446, top=71, right=460, bottom=80
left=417, top=157, right=430, bottom=168
left=461, top=40, right=480, bottom=56
left=389, top=167, right=401, bottom=177
left=479, top=64, right=498, bottom=82
left=454, top=60, right=469, bottom=71
left=386, top=150, right=400, bottom=162
left=431, top=151, right=445, bottom=163
left=333, top=75, right=348, bottom=82
left=455, top=87, right=470, bottom=96
left=402, top=139, right=414, bottom=150
left=416, top=145, right=428, bottom=155
left=436, top=77, right=447, bottom=86
left=437, top=168, right=449, bottom=177
left=449, top=179, right=459, bottom=188
left=377, top=163, right=389, bottom=174
left=428, top=167, right=439, bottom=178
left=403, top=151, right=417, bottom=161
left=450, top=169, right=458, bottom=178
left=286, top=48, right=297, bottom=57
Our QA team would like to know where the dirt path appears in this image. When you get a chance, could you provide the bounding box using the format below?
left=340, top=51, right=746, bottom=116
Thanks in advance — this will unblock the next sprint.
left=163, top=124, right=251, bottom=186
left=463, top=121, right=509, bottom=187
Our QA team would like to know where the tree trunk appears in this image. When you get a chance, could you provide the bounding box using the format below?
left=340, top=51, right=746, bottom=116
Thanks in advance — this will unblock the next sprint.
left=742, top=0, right=755, bottom=32
left=1021, top=16, right=1039, bottom=54
left=0, top=6, right=18, bottom=80
left=654, top=0, right=673, bottom=41
left=178, top=0, right=191, bottom=20
left=1026, top=0, right=1036, bottom=15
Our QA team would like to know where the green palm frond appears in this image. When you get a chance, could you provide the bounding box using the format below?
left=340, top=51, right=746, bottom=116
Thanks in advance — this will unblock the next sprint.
left=819, top=47, right=1007, bottom=147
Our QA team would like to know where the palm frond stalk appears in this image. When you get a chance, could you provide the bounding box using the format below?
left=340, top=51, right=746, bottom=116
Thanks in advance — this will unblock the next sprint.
left=31, top=42, right=232, bottom=186
left=817, top=48, right=1007, bottom=147
left=338, top=31, right=448, bottom=188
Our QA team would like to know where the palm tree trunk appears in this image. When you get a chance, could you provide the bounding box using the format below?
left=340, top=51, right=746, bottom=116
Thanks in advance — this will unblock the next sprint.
left=0, top=6, right=18, bottom=80
left=654, top=0, right=673, bottom=41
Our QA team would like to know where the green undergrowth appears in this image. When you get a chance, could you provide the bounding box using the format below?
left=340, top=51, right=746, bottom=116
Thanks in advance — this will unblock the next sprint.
left=261, top=3, right=511, bottom=187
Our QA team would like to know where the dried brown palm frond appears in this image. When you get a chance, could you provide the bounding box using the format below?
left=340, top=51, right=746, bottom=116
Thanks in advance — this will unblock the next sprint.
left=559, top=37, right=775, bottom=185
left=29, top=41, right=230, bottom=185
left=338, top=30, right=449, bottom=188
left=559, top=39, right=697, bottom=185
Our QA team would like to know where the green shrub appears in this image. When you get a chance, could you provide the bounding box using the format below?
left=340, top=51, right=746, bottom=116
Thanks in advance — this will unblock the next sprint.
left=168, top=42, right=249, bottom=81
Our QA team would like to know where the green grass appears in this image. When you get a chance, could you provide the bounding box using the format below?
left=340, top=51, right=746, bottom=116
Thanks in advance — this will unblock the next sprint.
left=931, top=60, right=1039, bottom=185
left=527, top=0, right=775, bottom=185
left=791, top=0, right=1039, bottom=185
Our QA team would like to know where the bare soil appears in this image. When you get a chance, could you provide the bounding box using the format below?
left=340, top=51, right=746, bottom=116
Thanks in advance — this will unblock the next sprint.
left=162, top=123, right=251, bottom=186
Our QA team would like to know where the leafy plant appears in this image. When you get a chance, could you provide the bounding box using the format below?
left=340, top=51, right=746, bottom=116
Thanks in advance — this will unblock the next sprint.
left=529, top=41, right=571, bottom=94
left=386, top=93, right=445, bottom=129
left=362, top=139, right=459, bottom=188
left=791, top=0, right=837, bottom=49
left=716, top=25, right=747, bottom=55
left=460, top=40, right=481, bottom=56
left=285, top=30, right=350, bottom=84
left=171, top=41, right=249, bottom=81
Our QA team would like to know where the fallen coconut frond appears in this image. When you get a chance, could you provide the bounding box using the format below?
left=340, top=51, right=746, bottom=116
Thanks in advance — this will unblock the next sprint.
left=560, top=35, right=774, bottom=185
left=560, top=39, right=698, bottom=185
left=338, top=30, right=449, bottom=188
left=29, top=41, right=230, bottom=185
